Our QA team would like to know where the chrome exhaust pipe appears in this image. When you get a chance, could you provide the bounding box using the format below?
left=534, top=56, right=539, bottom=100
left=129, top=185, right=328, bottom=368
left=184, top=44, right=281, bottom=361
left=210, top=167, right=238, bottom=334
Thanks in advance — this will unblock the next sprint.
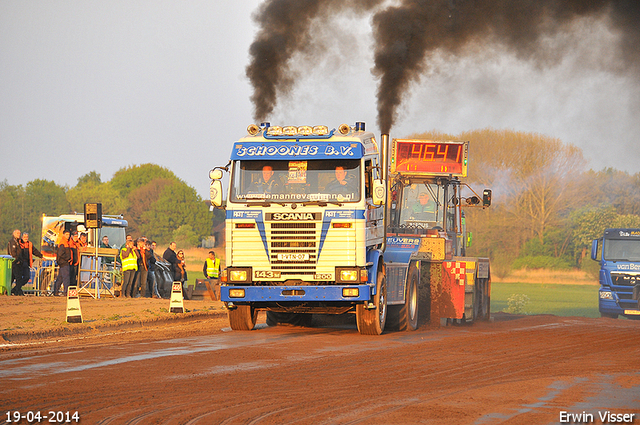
left=381, top=133, right=389, bottom=252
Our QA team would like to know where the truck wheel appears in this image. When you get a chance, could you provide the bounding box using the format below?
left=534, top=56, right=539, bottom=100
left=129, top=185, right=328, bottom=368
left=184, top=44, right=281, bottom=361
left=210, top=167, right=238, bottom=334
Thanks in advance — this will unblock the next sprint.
left=398, top=266, right=419, bottom=331
left=228, top=304, right=258, bottom=330
left=356, top=270, right=387, bottom=335
left=472, top=276, right=491, bottom=322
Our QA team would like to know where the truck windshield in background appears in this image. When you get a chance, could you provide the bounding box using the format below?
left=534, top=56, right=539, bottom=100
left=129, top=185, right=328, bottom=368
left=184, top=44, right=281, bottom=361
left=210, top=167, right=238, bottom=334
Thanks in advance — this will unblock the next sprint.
left=230, top=159, right=361, bottom=203
left=397, top=183, right=443, bottom=229
left=603, top=237, right=640, bottom=262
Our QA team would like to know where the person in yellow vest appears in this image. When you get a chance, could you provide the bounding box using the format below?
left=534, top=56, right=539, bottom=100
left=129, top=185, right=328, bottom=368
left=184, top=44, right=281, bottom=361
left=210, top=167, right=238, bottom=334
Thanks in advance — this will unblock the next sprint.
left=120, top=239, right=138, bottom=298
left=203, top=251, right=220, bottom=282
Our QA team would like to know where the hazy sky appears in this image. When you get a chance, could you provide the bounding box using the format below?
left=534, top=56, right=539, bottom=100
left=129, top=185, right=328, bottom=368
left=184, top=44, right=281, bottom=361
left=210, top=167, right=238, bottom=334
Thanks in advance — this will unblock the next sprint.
left=2, top=1, right=639, bottom=202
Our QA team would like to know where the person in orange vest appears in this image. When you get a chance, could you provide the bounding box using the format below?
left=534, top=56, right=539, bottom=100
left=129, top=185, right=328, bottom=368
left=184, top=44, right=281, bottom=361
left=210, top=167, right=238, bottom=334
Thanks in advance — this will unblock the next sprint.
left=18, top=232, right=43, bottom=294
left=78, top=233, right=88, bottom=248
left=68, top=231, right=80, bottom=287
left=52, top=230, right=72, bottom=296
left=120, top=238, right=138, bottom=298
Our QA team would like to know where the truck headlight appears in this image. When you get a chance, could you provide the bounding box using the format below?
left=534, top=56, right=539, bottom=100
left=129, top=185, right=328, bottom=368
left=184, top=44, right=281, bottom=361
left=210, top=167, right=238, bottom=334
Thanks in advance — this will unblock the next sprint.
left=228, top=268, right=252, bottom=283
left=599, top=291, right=613, bottom=300
left=336, top=267, right=363, bottom=283
left=340, top=270, right=358, bottom=281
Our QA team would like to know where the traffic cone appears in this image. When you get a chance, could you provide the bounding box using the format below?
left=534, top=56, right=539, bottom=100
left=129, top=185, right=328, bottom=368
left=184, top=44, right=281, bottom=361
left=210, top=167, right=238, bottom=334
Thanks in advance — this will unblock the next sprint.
left=66, top=286, right=83, bottom=323
left=169, top=281, right=185, bottom=313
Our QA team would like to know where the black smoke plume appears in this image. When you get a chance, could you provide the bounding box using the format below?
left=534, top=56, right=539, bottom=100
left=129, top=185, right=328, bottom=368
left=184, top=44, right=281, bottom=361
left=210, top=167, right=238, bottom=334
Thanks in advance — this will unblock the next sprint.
left=246, top=0, right=385, bottom=122
left=247, top=0, right=640, bottom=133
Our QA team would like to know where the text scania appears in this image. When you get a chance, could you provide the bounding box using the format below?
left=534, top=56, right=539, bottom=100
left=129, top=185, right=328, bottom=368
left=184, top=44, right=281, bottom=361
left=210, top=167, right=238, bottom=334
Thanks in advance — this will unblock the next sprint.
left=235, top=145, right=354, bottom=157
left=271, top=213, right=316, bottom=221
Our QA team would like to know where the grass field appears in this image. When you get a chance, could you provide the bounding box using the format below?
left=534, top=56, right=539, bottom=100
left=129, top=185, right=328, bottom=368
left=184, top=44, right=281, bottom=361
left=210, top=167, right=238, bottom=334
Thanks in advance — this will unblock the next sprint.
left=491, top=282, right=600, bottom=318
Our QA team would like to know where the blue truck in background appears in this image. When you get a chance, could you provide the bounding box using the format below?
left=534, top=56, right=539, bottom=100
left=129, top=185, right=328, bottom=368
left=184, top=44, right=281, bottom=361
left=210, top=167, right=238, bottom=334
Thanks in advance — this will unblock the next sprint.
left=591, top=228, right=640, bottom=319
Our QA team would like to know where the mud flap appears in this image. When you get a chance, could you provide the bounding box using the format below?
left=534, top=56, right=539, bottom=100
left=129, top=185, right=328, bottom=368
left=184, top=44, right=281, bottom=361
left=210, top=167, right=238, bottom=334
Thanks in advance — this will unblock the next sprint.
left=420, top=262, right=465, bottom=324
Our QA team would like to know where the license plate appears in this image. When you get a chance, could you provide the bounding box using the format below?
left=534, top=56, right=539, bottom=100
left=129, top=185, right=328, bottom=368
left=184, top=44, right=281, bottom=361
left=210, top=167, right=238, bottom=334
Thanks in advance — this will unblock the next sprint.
left=277, top=253, right=309, bottom=261
left=624, top=309, right=640, bottom=315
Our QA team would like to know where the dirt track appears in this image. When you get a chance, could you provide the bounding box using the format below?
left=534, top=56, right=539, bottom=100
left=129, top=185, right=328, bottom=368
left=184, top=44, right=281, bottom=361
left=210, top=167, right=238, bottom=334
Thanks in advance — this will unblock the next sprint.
left=1, top=308, right=639, bottom=424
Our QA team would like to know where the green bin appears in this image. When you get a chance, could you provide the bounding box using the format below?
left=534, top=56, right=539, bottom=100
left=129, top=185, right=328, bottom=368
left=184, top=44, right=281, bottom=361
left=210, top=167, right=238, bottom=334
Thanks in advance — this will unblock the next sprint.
left=0, top=255, right=13, bottom=295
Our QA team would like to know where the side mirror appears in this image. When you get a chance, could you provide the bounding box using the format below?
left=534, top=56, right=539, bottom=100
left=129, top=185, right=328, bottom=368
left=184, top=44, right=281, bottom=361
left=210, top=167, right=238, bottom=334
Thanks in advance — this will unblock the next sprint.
left=210, top=169, right=224, bottom=180
left=210, top=180, right=223, bottom=208
left=372, top=179, right=386, bottom=206
left=482, top=189, right=492, bottom=207
left=591, top=239, right=599, bottom=261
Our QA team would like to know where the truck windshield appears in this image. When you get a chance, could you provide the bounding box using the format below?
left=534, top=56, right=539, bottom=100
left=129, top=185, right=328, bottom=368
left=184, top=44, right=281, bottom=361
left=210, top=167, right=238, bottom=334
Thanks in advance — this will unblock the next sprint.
left=230, top=159, right=361, bottom=203
left=603, top=239, right=640, bottom=261
left=398, top=183, right=442, bottom=228
left=98, top=227, right=126, bottom=250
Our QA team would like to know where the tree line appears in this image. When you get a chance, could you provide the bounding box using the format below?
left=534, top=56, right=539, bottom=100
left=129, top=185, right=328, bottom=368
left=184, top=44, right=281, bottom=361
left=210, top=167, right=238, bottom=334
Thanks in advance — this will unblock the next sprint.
left=3, top=131, right=639, bottom=278
left=0, top=164, right=224, bottom=249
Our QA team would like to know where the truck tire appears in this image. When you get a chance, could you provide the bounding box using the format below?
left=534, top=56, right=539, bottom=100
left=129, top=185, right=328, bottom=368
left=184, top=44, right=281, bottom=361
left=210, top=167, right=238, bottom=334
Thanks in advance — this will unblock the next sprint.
left=398, top=266, right=419, bottom=331
left=356, top=270, right=387, bottom=335
left=473, top=279, right=491, bottom=322
left=228, top=304, right=258, bottom=330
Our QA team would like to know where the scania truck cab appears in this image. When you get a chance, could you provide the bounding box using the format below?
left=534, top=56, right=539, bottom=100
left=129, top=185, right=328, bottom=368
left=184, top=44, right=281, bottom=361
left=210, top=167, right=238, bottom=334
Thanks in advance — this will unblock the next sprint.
left=210, top=123, right=388, bottom=334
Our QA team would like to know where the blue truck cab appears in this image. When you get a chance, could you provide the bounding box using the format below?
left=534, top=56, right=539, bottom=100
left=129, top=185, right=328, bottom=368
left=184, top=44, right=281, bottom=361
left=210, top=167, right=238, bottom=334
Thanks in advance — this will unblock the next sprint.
left=591, top=228, right=640, bottom=319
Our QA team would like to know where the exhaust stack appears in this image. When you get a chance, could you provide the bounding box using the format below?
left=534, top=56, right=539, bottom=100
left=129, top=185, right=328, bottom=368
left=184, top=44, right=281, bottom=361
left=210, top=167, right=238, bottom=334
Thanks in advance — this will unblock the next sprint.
left=380, top=133, right=389, bottom=252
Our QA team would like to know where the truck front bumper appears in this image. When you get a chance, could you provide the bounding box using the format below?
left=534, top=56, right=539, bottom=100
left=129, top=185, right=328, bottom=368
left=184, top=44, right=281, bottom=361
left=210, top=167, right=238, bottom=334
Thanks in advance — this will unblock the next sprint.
left=221, top=284, right=372, bottom=303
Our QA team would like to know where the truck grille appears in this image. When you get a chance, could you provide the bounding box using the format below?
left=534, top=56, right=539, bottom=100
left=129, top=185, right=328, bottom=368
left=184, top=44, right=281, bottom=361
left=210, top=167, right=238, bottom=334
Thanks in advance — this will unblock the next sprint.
left=610, top=273, right=640, bottom=306
left=269, top=222, right=318, bottom=275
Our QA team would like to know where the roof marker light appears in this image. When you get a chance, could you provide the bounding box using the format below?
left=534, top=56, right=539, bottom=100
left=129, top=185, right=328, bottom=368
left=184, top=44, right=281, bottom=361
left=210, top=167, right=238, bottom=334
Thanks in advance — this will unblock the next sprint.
left=298, top=126, right=312, bottom=136
left=314, top=125, right=329, bottom=135
left=283, top=126, right=297, bottom=136
left=267, top=126, right=283, bottom=136
left=338, top=123, right=350, bottom=135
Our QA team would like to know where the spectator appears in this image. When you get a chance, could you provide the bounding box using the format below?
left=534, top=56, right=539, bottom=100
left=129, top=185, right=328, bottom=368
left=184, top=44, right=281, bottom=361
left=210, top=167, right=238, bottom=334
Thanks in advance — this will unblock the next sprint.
left=203, top=251, right=220, bottom=281
left=175, top=250, right=188, bottom=284
left=119, top=239, right=138, bottom=298
left=69, top=231, right=80, bottom=287
left=146, top=240, right=161, bottom=298
left=99, top=235, right=111, bottom=249
left=19, top=232, right=43, bottom=294
left=7, top=229, right=23, bottom=295
left=134, top=238, right=151, bottom=298
left=52, top=230, right=72, bottom=296
left=163, top=242, right=178, bottom=279
left=78, top=233, right=88, bottom=248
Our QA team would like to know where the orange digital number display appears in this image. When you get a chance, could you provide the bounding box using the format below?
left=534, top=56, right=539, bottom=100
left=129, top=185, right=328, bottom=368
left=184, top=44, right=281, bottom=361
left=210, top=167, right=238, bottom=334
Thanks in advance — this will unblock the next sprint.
left=393, top=140, right=467, bottom=176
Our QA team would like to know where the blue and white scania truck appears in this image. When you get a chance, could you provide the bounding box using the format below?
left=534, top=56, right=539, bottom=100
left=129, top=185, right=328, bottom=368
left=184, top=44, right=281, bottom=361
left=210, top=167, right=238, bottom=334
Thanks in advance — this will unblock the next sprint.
left=209, top=123, right=389, bottom=334
left=591, top=228, right=640, bottom=319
